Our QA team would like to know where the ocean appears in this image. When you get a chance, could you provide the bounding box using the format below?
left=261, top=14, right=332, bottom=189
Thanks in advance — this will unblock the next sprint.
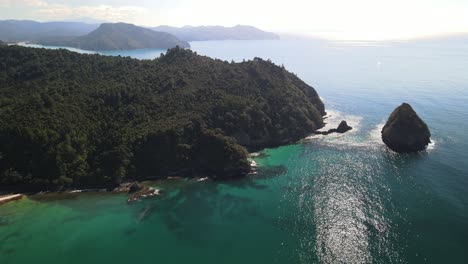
left=2, top=38, right=468, bottom=263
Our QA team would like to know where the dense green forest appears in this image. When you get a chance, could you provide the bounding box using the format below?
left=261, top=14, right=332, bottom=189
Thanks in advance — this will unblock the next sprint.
left=0, top=45, right=324, bottom=191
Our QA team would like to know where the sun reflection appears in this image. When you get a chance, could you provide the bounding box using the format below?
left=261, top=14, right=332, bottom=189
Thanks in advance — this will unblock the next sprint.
left=281, top=147, right=401, bottom=263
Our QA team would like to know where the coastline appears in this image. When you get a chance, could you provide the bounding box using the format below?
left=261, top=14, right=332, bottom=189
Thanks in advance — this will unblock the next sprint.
left=0, top=126, right=325, bottom=197
left=0, top=194, right=23, bottom=205
left=0, top=154, right=262, bottom=203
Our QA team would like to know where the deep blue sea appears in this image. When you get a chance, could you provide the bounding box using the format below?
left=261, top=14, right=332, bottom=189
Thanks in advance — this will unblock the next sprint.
left=2, top=38, right=467, bottom=263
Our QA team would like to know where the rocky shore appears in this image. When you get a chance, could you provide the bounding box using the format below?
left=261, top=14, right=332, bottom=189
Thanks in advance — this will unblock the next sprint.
left=0, top=194, right=23, bottom=205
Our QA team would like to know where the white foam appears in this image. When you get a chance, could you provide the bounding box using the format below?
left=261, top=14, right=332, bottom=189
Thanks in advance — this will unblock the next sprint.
left=306, top=109, right=363, bottom=141
left=196, top=177, right=209, bottom=182
left=306, top=115, right=439, bottom=153
left=305, top=110, right=387, bottom=150
left=250, top=160, right=258, bottom=168
left=316, top=109, right=363, bottom=133
left=368, top=122, right=386, bottom=145
left=427, top=139, right=436, bottom=151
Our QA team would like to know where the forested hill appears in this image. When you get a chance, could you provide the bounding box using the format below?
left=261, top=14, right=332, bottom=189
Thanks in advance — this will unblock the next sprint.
left=0, top=45, right=325, bottom=191
left=39, top=23, right=190, bottom=51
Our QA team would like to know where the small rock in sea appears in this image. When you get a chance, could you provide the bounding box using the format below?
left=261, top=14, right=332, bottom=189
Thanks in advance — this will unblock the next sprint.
left=314, top=120, right=352, bottom=135
left=336, top=120, right=352, bottom=133
left=381, top=103, right=431, bottom=153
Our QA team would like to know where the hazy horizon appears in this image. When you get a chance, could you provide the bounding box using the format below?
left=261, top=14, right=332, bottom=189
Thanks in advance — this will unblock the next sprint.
left=1, top=0, right=468, bottom=41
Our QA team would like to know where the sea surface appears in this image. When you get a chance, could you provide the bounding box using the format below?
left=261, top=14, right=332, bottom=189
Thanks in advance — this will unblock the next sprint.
left=2, top=38, right=468, bottom=263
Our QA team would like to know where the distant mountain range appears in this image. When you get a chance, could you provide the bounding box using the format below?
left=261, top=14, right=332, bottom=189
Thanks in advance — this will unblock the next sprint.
left=38, top=23, right=190, bottom=51
left=0, top=20, right=280, bottom=50
left=151, top=25, right=280, bottom=41
left=0, top=20, right=99, bottom=42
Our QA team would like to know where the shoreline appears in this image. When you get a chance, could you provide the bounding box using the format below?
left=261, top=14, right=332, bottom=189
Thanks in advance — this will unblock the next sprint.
left=0, top=158, right=262, bottom=203
left=0, top=152, right=264, bottom=196
left=0, top=194, right=23, bottom=205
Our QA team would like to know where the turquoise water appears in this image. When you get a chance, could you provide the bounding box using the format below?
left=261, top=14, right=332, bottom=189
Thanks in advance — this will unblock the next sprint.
left=2, top=39, right=468, bottom=263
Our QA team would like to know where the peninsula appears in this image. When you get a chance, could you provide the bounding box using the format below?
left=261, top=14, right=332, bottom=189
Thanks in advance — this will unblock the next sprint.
left=0, top=45, right=324, bottom=192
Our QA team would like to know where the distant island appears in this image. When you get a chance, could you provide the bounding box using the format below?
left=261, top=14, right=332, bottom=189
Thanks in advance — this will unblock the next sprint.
left=38, top=23, right=190, bottom=51
left=151, top=25, right=280, bottom=41
left=0, top=45, right=324, bottom=192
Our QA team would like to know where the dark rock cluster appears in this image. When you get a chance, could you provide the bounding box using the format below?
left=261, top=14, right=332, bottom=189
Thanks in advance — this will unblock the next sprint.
left=314, top=120, right=352, bottom=135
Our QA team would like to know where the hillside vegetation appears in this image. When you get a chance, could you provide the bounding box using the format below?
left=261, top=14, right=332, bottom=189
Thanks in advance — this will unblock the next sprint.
left=0, top=45, right=324, bottom=191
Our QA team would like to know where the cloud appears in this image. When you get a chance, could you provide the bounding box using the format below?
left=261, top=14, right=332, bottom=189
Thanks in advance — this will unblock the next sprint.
left=36, top=4, right=150, bottom=23
left=0, top=0, right=48, bottom=7
left=0, top=0, right=149, bottom=24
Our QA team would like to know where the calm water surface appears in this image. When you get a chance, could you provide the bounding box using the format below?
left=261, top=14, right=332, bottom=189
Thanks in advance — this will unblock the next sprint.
left=2, top=39, right=468, bottom=263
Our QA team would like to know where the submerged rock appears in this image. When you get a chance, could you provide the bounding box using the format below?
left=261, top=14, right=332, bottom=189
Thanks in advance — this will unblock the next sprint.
left=127, top=187, right=160, bottom=203
left=314, top=120, right=352, bottom=135
left=381, top=103, right=431, bottom=153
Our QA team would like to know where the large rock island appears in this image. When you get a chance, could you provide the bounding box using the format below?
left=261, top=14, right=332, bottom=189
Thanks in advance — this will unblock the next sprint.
left=381, top=103, right=431, bottom=153
left=38, top=23, right=190, bottom=51
left=0, top=45, right=325, bottom=192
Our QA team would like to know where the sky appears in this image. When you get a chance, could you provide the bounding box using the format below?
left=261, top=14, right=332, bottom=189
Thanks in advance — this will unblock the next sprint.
left=1, top=0, right=468, bottom=40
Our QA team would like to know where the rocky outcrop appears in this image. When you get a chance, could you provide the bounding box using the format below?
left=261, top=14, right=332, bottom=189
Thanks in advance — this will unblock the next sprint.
left=314, top=120, right=352, bottom=135
left=336, top=121, right=352, bottom=133
left=128, top=182, right=144, bottom=194
left=127, top=187, right=160, bottom=203
left=381, top=103, right=431, bottom=153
